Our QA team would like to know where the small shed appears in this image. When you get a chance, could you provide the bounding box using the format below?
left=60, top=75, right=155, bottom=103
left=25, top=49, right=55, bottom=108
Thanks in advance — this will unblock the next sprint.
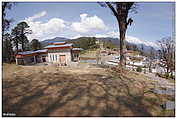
left=72, top=48, right=83, bottom=61
left=15, top=49, right=47, bottom=65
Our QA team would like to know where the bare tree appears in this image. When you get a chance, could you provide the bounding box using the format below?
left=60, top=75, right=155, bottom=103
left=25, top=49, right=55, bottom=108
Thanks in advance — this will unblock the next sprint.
left=158, top=37, right=175, bottom=77
left=147, top=47, right=155, bottom=73
left=99, top=2, right=137, bottom=68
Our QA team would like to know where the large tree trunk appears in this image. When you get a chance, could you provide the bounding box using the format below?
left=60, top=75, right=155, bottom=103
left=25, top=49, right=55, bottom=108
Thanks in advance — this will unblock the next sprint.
left=118, top=21, right=127, bottom=67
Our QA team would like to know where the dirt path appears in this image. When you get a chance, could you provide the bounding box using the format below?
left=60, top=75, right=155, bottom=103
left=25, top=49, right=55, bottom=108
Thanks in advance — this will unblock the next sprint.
left=2, top=63, right=174, bottom=116
left=145, top=73, right=175, bottom=91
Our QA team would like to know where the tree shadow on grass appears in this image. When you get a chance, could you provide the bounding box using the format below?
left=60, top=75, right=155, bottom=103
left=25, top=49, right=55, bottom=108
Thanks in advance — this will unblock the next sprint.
left=3, top=70, right=163, bottom=117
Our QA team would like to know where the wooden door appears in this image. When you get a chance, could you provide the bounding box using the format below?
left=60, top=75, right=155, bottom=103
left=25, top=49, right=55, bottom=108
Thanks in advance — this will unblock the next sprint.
left=60, top=55, right=66, bottom=65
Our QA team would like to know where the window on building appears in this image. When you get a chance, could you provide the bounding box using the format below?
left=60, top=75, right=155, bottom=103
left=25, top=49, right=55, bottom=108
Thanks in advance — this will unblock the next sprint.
left=50, top=55, right=52, bottom=61
left=56, top=55, right=57, bottom=61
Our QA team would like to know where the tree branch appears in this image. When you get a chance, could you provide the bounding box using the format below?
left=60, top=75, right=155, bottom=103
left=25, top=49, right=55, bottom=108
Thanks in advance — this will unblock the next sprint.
left=105, top=2, right=119, bottom=20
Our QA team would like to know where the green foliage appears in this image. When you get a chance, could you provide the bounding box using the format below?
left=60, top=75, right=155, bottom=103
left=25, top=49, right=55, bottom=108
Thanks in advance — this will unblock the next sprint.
left=103, top=40, right=116, bottom=49
left=126, top=44, right=133, bottom=50
left=140, top=44, right=144, bottom=56
left=132, top=45, right=138, bottom=51
left=11, top=21, right=32, bottom=52
left=11, top=26, right=20, bottom=53
left=17, top=21, right=31, bottom=51
left=164, top=73, right=170, bottom=79
left=69, top=37, right=98, bottom=50
left=155, top=72, right=163, bottom=77
left=156, top=72, right=175, bottom=79
left=126, top=44, right=139, bottom=52
left=136, top=66, right=142, bottom=72
left=30, top=39, right=41, bottom=51
left=3, top=33, right=14, bottom=62
left=170, top=75, right=175, bottom=79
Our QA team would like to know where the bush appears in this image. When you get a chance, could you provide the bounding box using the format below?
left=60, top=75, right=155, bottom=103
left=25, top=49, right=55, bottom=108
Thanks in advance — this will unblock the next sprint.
left=155, top=73, right=162, bottom=77
left=170, top=75, right=175, bottom=79
left=164, top=73, right=170, bottom=79
left=156, top=72, right=175, bottom=79
left=136, top=66, right=142, bottom=72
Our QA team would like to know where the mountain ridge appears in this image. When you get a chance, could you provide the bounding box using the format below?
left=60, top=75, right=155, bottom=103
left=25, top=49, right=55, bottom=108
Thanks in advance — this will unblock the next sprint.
left=40, top=36, right=159, bottom=51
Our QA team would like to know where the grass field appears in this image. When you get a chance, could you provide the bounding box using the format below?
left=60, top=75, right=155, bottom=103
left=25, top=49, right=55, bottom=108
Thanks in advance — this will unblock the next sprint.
left=2, top=63, right=174, bottom=116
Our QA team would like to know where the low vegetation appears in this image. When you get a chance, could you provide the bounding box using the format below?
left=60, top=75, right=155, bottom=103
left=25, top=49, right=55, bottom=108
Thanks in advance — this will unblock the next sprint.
left=136, top=66, right=142, bottom=72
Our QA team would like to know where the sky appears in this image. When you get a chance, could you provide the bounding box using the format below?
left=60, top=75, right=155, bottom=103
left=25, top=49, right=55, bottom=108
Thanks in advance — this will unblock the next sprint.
left=6, top=2, right=175, bottom=43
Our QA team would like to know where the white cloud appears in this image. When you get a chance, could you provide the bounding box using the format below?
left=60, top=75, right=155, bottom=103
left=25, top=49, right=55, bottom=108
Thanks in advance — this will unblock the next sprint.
left=71, top=14, right=106, bottom=33
left=94, top=31, right=118, bottom=38
left=24, top=11, right=66, bottom=41
left=23, top=12, right=158, bottom=49
left=23, top=12, right=108, bottom=41
left=25, top=11, right=47, bottom=22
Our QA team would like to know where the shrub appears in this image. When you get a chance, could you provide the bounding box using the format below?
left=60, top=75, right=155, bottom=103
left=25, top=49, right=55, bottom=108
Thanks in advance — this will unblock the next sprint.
left=136, top=66, right=142, bottom=72
left=156, top=72, right=175, bottom=79
left=164, top=73, right=170, bottom=79
left=155, top=72, right=162, bottom=77
left=170, top=75, right=175, bottom=79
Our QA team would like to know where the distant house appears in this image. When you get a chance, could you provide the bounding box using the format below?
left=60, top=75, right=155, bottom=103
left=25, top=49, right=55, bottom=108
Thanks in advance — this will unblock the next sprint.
left=15, top=49, right=48, bottom=65
left=44, top=42, right=73, bottom=66
left=15, top=42, right=83, bottom=66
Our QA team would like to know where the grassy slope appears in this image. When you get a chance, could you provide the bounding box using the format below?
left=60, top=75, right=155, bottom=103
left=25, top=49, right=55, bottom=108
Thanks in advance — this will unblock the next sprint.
left=2, top=63, right=174, bottom=116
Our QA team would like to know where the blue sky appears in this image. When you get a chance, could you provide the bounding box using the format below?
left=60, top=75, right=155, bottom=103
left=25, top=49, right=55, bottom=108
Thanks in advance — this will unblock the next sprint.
left=6, top=2, right=175, bottom=44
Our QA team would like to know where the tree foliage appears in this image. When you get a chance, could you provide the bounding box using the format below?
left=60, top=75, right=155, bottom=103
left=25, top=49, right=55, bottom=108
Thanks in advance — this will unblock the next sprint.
left=103, top=40, right=116, bottom=49
left=17, top=22, right=32, bottom=51
left=3, top=33, right=13, bottom=62
left=2, top=2, right=15, bottom=63
left=11, top=21, right=32, bottom=53
left=30, top=39, right=41, bottom=51
left=11, top=26, right=20, bottom=53
left=70, top=37, right=98, bottom=50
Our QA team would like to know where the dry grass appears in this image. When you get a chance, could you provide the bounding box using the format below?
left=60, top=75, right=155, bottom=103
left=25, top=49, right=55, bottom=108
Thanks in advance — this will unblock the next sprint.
left=80, top=49, right=98, bottom=57
left=2, top=63, right=174, bottom=117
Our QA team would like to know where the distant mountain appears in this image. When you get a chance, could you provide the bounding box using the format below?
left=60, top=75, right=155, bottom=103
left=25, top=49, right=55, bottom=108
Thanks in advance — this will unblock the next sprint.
left=40, top=37, right=70, bottom=47
left=125, top=36, right=159, bottom=49
left=96, top=37, right=159, bottom=52
left=41, top=36, right=159, bottom=52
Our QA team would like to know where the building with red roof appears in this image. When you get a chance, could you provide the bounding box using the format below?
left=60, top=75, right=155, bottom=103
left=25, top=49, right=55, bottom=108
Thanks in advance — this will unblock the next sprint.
left=15, top=42, right=83, bottom=66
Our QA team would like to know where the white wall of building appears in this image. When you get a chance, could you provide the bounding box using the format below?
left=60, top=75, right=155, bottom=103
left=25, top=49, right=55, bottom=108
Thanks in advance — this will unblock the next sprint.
left=47, top=48, right=72, bottom=65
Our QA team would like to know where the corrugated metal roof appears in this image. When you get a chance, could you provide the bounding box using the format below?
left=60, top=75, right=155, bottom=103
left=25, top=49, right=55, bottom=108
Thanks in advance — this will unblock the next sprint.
left=44, top=43, right=73, bottom=49
left=72, top=48, right=83, bottom=50
left=18, top=51, right=35, bottom=55
left=18, top=49, right=47, bottom=55
left=53, top=41, right=66, bottom=44
left=34, top=49, right=48, bottom=53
